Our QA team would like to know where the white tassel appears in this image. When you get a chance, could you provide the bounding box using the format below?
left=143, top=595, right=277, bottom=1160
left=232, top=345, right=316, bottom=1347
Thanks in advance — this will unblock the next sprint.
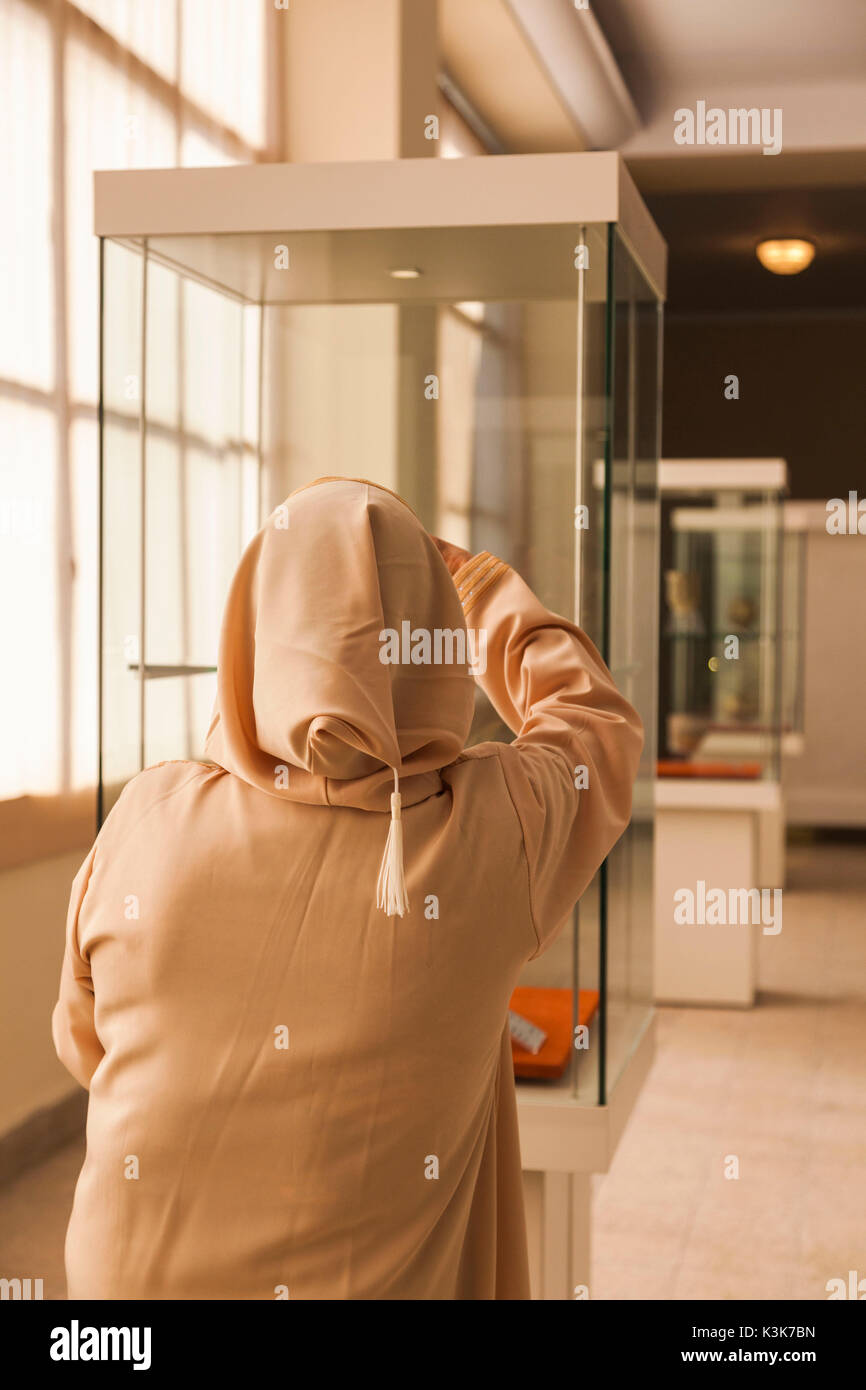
left=376, top=769, right=409, bottom=918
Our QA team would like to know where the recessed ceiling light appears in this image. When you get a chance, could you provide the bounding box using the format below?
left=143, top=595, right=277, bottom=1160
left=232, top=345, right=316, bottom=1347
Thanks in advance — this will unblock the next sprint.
left=756, top=239, right=815, bottom=276
left=389, top=267, right=422, bottom=279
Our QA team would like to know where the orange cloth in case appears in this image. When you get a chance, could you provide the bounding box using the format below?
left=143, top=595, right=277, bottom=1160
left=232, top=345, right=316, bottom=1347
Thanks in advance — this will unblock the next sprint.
left=509, top=986, right=600, bottom=1079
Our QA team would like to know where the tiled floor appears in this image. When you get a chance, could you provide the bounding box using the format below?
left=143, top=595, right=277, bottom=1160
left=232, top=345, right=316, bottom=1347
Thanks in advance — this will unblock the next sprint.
left=1, top=842, right=863, bottom=1300
left=0, top=1132, right=83, bottom=1300
left=592, top=842, right=866, bottom=1300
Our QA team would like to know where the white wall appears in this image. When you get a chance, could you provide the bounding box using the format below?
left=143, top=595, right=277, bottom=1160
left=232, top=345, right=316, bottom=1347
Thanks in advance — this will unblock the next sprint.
left=783, top=514, right=866, bottom=826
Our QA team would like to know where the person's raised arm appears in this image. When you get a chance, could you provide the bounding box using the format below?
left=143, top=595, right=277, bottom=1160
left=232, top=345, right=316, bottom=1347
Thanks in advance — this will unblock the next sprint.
left=438, top=542, right=643, bottom=957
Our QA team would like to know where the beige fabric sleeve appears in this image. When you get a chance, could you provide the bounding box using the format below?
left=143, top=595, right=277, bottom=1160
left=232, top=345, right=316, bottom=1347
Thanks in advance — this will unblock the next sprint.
left=52, top=844, right=103, bottom=1089
left=455, top=552, right=644, bottom=956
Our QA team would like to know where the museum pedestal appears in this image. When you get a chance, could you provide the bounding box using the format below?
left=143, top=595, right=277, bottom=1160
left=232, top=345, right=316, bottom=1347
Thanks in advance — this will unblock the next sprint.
left=654, top=778, right=783, bottom=1007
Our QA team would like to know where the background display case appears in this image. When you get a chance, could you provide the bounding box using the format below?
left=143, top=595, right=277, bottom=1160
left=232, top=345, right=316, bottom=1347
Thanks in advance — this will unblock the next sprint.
left=96, top=154, right=665, bottom=1294
left=654, top=460, right=798, bottom=1010
left=657, top=460, right=793, bottom=781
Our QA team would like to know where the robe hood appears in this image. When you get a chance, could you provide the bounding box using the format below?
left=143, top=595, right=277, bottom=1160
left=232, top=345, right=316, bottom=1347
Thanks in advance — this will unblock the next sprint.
left=204, top=477, right=476, bottom=815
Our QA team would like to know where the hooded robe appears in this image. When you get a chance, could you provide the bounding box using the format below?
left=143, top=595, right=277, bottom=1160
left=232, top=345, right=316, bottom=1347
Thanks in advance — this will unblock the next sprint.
left=53, top=476, right=642, bottom=1300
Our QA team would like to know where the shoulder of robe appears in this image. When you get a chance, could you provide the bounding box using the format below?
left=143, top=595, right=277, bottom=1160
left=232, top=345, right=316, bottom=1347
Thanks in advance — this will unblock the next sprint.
left=104, top=760, right=220, bottom=827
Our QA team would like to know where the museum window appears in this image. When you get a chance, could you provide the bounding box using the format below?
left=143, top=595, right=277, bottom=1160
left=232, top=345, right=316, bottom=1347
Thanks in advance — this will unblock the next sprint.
left=0, top=0, right=277, bottom=830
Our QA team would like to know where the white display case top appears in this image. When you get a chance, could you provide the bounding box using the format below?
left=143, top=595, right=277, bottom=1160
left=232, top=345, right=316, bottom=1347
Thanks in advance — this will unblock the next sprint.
left=93, top=151, right=667, bottom=300
left=659, top=459, right=788, bottom=493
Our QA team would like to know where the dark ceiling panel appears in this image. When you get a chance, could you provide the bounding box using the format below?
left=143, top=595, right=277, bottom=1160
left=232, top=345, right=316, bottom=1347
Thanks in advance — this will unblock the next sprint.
left=642, top=184, right=866, bottom=312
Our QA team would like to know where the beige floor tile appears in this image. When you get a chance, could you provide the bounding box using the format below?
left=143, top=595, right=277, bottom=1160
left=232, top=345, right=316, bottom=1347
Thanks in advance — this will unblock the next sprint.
left=0, top=1137, right=82, bottom=1300
left=672, top=1254, right=798, bottom=1301
left=592, top=1256, right=680, bottom=1301
left=591, top=843, right=866, bottom=1302
left=795, top=1260, right=864, bottom=1302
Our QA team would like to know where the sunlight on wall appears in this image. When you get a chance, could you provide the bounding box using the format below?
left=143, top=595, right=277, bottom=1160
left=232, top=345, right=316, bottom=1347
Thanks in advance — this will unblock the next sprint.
left=0, top=0, right=273, bottom=801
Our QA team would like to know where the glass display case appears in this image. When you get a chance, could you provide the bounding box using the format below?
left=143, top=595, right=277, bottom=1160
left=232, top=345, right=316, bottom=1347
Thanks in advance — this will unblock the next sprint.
left=657, top=460, right=798, bottom=782
left=97, top=153, right=665, bottom=1110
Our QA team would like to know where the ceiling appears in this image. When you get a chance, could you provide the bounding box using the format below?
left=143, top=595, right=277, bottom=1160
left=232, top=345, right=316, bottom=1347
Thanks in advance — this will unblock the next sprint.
left=592, top=0, right=866, bottom=154
left=594, top=0, right=866, bottom=87
left=441, top=1, right=866, bottom=313
left=439, top=0, right=588, bottom=154
left=587, top=0, right=866, bottom=311
left=646, top=181, right=866, bottom=313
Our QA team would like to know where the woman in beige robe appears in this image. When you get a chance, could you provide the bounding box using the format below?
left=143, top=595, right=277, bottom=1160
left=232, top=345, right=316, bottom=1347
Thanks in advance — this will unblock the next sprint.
left=53, top=476, right=642, bottom=1300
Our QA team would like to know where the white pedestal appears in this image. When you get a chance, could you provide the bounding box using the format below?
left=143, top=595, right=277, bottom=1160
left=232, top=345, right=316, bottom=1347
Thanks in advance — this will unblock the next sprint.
left=758, top=795, right=787, bottom=888
left=654, top=779, right=783, bottom=1007
left=517, top=1016, right=656, bottom=1299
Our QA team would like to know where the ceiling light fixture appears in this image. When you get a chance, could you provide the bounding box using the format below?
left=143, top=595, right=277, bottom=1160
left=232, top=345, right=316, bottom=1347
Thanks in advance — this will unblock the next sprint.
left=755, top=239, right=815, bottom=276
left=389, top=267, right=422, bottom=279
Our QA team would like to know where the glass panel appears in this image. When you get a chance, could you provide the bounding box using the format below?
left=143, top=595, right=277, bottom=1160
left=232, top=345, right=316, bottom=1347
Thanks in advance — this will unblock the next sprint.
left=100, top=237, right=144, bottom=818
left=70, top=417, right=100, bottom=790
left=258, top=223, right=610, bottom=1103
left=573, top=224, right=612, bottom=1104
left=142, top=260, right=257, bottom=761
left=145, top=671, right=218, bottom=767
left=602, top=229, right=660, bottom=1100
left=781, top=524, right=806, bottom=736
left=100, top=237, right=261, bottom=817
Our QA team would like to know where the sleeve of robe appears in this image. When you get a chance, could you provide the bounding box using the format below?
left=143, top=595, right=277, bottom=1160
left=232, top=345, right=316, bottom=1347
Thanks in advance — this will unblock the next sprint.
left=52, top=843, right=104, bottom=1089
left=453, top=551, right=644, bottom=957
